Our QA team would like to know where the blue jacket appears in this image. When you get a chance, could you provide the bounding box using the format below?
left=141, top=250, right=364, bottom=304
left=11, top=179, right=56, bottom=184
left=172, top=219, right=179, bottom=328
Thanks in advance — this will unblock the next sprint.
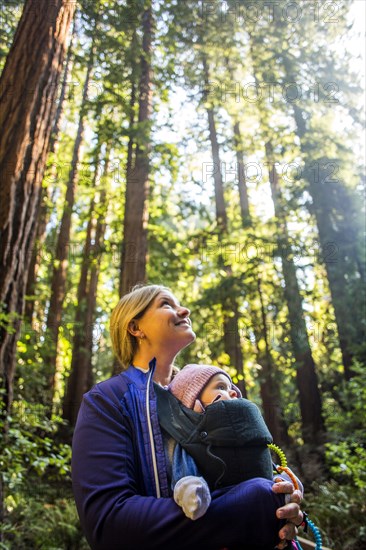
left=72, top=363, right=286, bottom=550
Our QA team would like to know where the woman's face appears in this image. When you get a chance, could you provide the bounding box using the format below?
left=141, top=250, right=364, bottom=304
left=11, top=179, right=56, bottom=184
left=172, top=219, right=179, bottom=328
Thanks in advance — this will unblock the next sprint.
left=136, top=290, right=196, bottom=353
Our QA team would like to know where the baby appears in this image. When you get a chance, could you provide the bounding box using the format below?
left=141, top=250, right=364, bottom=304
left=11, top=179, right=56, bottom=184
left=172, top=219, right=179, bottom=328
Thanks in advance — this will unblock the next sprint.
left=165, top=364, right=280, bottom=520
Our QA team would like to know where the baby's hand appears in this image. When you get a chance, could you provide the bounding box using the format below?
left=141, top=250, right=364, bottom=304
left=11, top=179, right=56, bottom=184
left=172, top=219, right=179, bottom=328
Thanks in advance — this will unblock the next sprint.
left=174, top=476, right=211, bottom=520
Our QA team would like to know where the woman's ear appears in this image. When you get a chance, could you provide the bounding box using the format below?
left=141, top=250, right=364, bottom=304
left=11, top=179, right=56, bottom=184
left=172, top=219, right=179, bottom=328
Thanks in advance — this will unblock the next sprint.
left=128, top=319, right=140, bottom=337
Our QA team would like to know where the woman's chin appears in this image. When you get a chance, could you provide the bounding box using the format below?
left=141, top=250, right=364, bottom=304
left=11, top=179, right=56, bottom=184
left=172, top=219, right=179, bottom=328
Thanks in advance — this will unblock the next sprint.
left=184, top=330, right=196, bottom=346
left=175, top=330, right=196, bottom=351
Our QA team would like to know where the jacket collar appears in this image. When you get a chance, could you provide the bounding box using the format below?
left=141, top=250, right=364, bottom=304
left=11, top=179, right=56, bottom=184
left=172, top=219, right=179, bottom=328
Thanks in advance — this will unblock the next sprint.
left=123, top=358, right=156, bottom=388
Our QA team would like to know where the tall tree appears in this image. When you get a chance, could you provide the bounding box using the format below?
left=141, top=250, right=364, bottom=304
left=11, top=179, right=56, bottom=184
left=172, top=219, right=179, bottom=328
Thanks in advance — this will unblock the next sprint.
left=112, top=27, right=139, bottom=376
left=43, top=13, right=99, bottom=408
left=223, top=58, right=251, bottom=227
left=241, top=0, right=364, bottom=378
left=254, top=272, right=291, bottom=446
left=119, top=1, right=154, bottom=295
left=162, top=1, right=254, bottom=396
left=203, top=58, right=228, bottom=232
left=225, top=15, right=326, bottom=448
left=49, top=18, right=76, bottom=155
left=63, top=147, right=109, bottom=427
left=0, top=0, right=76, bottom=417
left=0, top=0, right=75, bottom=535
left=25, top=19, right=77, bottom=324
left=228, top=111, right=290, bottom=444
left=200, top=15, right=291, bottom=442
left=233, top=121, right=251, bottom=226
left=282, top=52, right=365, bottom=378
left=265, top=140, right=324, bottom=447
left=202, top=56, right=247, bottom=397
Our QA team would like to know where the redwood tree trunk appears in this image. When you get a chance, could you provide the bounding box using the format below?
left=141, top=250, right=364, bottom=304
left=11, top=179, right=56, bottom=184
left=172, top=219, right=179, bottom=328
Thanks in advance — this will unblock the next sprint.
left=203, top=58, right=246, bottom=396
left=233, top=120, right=251, bottom=226
left=255, top=275, right=290, bottom=446
left=265, top=141, right=324, bottom=447
left=24, top=192, right=49, bottom=323
left=222, top=295, right=247, bottom=398
left=224, top=59, right=251, bottom=225
left=230, top=115, right=288, bottom=442
left=49, top=18, right=76, bottom=154
left=0, top=0, right=75, bottom=416
left=0, top=0, right=75, bottom=536
left=62, top=199, right=94, bottom=426
left=278, top=51, right=364, bottom=378
left=206, top=125, right=246, bottom=395
left=25, top=23, right=76, bottom=324
left=203, top=58, right=228, bottom=231
left=292, top=101, right=364, bottom=379
left=44, top=30, right=96, bottom=407
left=112, top=30, right=139, bottom=376
left=119, top=3, right=153, bottom=296
left=63, top=154, right=108, bottom=426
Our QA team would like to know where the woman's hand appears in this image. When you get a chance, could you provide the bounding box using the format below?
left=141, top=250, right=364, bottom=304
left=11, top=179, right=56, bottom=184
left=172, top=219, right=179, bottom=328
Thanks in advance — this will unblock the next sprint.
left=272, top=479, right=303, bottom=547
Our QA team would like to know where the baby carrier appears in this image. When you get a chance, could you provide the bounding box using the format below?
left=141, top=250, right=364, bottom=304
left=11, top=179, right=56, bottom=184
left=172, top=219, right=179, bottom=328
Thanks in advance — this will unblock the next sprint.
left=155, top=384, right=273, bottom=490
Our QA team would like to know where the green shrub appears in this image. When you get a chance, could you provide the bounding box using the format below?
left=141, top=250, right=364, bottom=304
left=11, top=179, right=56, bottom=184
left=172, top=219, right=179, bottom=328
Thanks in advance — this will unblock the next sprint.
left=2, top=491, right=89, bottom=550
left=303, top=481, right=366, bottom=550
left=1, top=400, right=88, bottom=549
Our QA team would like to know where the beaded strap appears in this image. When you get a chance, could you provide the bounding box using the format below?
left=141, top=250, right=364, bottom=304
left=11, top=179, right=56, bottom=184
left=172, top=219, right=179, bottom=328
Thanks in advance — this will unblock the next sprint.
left=268, top=444, right=323, bottom=550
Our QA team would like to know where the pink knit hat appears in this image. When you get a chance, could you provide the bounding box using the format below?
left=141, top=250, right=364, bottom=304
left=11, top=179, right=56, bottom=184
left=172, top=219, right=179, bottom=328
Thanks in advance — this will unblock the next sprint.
left=168, top=364, right=241, bottom=412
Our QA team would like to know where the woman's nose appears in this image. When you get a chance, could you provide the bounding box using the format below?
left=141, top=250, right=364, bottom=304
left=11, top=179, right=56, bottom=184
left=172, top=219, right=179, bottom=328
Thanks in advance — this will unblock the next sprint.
left=178, top=306, right=190, bottom=317
left=229, top=389, right=238, bottom=399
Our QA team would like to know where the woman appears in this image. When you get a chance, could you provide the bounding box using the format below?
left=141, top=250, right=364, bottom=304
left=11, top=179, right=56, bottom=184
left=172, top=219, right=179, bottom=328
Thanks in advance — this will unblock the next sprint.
left=72, top=284, right=303, bottom=550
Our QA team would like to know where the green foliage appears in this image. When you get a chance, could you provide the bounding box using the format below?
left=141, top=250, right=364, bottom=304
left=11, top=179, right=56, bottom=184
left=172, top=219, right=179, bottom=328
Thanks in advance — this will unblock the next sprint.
left=1, top=401, right=71, bottom=491
left=0, top=303, right=20, bottom=335
left=304, top=481, right=366, bottom=550
left=0, top=0, right=23, bottom=72
left=324, top=363, right=366, bottom=489
left=2, top=491, right=88, bottom=550
left=326, top=442, right=366, bottom=489
left=0, top=400, right=81, bottom=547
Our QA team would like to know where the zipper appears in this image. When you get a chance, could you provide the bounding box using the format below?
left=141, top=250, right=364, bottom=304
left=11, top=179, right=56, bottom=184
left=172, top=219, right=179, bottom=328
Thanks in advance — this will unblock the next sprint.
left=146, top=368, right=161, bottom=498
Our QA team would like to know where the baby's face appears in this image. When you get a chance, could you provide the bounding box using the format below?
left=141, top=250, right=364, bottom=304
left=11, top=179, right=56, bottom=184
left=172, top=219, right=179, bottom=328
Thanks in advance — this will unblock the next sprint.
left=200, top=374, right=238, bottom=407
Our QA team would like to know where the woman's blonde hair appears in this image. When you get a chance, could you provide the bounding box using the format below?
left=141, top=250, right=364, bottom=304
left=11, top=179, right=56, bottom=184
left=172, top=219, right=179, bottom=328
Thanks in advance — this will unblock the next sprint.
left=110, top=283, right=170, bottom=370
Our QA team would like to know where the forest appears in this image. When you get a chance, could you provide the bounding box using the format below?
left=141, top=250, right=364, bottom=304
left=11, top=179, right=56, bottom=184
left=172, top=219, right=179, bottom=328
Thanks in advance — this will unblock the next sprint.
left=0, top=0, right=365, bottom=548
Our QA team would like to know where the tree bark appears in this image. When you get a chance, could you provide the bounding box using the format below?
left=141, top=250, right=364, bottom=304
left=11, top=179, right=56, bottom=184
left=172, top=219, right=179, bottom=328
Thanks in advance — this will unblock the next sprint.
left=24, top=190, right=48, bottom=324
left=233, top=120, right=251, bottom=227
left=49, top=18, right=76, bottom=154
left=43, top=23, right=97, bottom=407
left=0, top=0, right=75, bottom=537
left=118, top=29, right=137, bottom=300
left=25, top=20, right=76, bottom=325
left=223, top=59, right=251, bottom=226
left=277, top=52, right=365, bottom=378
left=119, top=3, right=153, bottom=296
left=0, top=0, right=75, bottom=415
